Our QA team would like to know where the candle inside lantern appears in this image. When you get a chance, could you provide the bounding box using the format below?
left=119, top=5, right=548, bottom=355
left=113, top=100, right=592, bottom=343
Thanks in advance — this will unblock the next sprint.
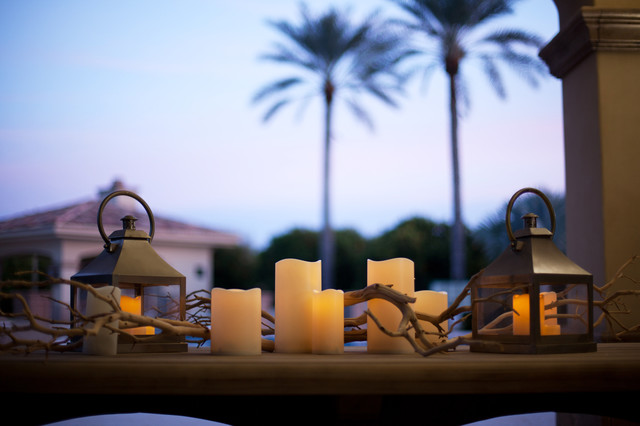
left=312, top=289, right=344, bottom=354
left=415, top=290, right=448, bottom=344
left=541, top=291, right=561, bottom=335
left=210, top=288, right=262, bottom=355
left=275, top=259, right=322, bottom=353
left=367, top=258, right=415, bottom=353
left=513, top=292, right=561, bottom=336
left=83, top=286, right=121, bottom=356
left=120, top=295, right=155, bottom=335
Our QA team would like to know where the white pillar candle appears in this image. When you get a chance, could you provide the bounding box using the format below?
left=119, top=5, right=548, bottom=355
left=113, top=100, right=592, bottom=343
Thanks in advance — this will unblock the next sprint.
left=367, top=258, right=415, bottom=354
left=83, top=286, right=121, bottom=356
left=275, top=259, right=321, bottom=353
left=541, top=291, right=561, bottom=335
left=415, top=290, right=448, bottom=344
left=312, top=289, right=344, bottom=354
left=210, top=288, right=262, bottom=355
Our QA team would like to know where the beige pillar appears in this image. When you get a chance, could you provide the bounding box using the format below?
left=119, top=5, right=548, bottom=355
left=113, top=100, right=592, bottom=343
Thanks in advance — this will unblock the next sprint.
left=540, top=1, right=640, bottom=340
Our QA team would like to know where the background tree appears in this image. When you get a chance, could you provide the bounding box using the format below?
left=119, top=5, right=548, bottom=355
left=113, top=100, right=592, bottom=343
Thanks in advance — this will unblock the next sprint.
left=213, top=246, right=259, bottom=290
left=389, top=0, right=548, bottom=280
left=367, top=216, right=487, bottom=290
left=253, top=4, right=413, bottom=289
left=256, top=227, right=367, bottom=292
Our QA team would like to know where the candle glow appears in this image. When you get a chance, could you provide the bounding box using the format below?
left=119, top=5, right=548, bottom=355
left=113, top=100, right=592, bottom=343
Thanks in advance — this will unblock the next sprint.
left=513, top=292, right=561, bottom=336
left=120, top=295, right=155, bottom=335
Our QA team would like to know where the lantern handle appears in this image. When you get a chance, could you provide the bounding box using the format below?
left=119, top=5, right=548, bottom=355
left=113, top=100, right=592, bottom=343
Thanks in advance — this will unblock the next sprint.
left=506, top=187, right=556, bottom=248
left=97, top=190, right=155, bottom=248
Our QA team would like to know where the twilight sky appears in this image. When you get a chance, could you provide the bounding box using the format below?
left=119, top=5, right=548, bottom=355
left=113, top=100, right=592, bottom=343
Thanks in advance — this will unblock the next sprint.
left=0, top=0, right=564, bottom=250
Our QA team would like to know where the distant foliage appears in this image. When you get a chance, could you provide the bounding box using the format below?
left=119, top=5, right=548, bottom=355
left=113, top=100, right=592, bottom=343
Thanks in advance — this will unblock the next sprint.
left=213, top=217, right=489, bottom=293
left=213, top=246, right=258, bottom=290
left=254, top=228, right=368, bottom=292
left=215, top=196, right=566, bottom=293
left=367, top=217, right=487, bottom=290
left=256, top=228, right=320, bottom=292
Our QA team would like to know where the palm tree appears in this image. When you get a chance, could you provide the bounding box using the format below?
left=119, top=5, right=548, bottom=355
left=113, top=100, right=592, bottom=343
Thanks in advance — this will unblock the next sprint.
left=389, top=0, right=548, bottom=280
left=253, top=5, right=413, bottom=289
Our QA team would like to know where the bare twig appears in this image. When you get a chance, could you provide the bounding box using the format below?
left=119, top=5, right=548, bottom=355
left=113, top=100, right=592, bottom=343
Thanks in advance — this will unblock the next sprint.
left=4, top=255, right=640, bottom=355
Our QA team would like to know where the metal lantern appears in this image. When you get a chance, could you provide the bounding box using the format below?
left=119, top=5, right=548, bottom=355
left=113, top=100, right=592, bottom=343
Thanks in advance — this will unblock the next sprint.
left=71, top=190, right=187, bottom=353
left=470, top=188, right=596, bottom=354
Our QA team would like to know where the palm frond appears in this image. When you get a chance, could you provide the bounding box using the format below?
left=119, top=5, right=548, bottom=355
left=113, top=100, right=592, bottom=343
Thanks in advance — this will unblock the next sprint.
left=497, top=50, right=547, bottom=88
left=252, top=77, right=304, bottom=104
left=253, top=4, right=412, bottom=131
left=478, top=28, right=544, bottom=49
left=258, top=42, right=320, bottom=72
left=391, top=0, right=546, bottom=103
left=344, top=98, right=374, bottom=130
left=479, top=54, right=506, bottom=99
left=262, top=98, right=292, bottom=123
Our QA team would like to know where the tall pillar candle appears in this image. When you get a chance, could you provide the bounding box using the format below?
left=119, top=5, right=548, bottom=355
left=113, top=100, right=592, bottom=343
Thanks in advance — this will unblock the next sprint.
left=367, top=258, right=415, bottom=354
left=275, top=259, right=321, bottom=353
left=312, top=289, right=344, bottom=354
left=83, top=286, right=121, bottom=356
left=415, top=290, right=448, bottom=344
left=211, top=288, right=262, bottom=355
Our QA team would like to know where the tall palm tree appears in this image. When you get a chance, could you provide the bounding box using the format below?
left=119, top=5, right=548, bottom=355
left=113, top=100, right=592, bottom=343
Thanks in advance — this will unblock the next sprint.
left=253, top=5, right=413, bottom=289
left=389, top=0, right=548, bottom=280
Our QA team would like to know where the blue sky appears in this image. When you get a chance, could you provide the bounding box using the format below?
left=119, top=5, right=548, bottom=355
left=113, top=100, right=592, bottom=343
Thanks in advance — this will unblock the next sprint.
left=0, top=0, right=563, bottom=250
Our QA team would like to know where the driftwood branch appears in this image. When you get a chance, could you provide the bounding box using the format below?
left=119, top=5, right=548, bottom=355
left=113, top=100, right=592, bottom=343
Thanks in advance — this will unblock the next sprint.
left=3, top=255, right=640, bottom=355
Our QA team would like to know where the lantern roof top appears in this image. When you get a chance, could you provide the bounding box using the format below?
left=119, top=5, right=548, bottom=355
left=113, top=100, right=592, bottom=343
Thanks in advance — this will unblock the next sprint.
left=71, top=235, right=186, bottom=285
left=478, top=228, right=592, bottom=285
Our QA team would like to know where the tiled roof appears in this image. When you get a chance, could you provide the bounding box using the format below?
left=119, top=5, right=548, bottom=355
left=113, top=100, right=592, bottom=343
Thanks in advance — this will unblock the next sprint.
left=0, top=198, right=236, bottom=238
left=0, top=181, right=241, bottom=246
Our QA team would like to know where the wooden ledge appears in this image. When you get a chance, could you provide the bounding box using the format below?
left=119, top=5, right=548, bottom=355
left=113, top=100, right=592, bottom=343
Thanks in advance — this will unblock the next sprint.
left=2, top=343, right=640, bottom=425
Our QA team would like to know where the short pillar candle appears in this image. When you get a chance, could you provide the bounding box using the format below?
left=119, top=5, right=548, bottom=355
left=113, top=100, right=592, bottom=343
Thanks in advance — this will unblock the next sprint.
left=83, top=286, right=121, bottom=356
left=312, top=289, right=344, bottom=354
left=367, top=258, right=415, bottom=353
left=275, top=258, right=321, bottom=353
left=210, top=288, right=262, bottom=355
left=415, top=290, right=448, bottom=344
left=541, top=291, right=561, bottom=335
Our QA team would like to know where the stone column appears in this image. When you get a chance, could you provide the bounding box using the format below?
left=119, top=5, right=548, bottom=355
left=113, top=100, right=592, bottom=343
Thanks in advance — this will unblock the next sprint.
left=540, top=1, right=640, bottom=340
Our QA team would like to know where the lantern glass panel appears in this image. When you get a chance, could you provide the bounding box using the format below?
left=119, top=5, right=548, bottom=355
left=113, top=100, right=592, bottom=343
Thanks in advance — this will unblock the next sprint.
left=120, top=282, right=183, bottom=323
left=474, top=282, right=591, bottom=340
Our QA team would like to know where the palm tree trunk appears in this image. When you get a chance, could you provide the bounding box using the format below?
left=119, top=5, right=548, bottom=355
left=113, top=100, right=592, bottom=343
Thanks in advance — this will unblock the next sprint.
left=448, top=71, right=466, bottom=280
left=321, top=88, right=335, bottom=289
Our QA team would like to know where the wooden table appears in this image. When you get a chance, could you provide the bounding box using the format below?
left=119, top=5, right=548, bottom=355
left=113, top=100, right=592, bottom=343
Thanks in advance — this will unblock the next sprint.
left=2, top=343, right=640, bottom=425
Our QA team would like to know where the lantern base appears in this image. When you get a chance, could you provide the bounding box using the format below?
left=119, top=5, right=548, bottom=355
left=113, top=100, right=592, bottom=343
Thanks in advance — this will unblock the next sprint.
left=469, top=340, right=597, bottom=354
